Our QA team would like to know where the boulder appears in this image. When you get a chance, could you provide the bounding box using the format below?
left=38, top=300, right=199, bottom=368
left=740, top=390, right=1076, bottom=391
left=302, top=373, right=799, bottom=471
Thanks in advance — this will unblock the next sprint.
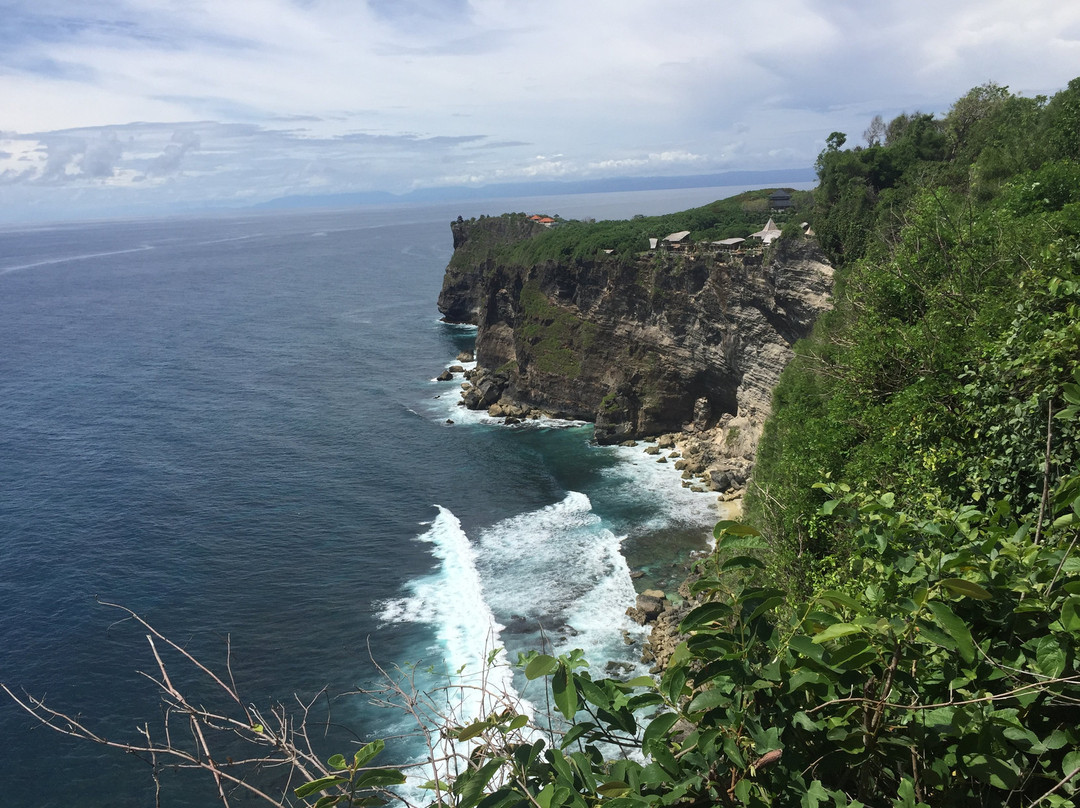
left=636, top=590, right=668, bottom=620
left=437, top=369, right=454, bottom=382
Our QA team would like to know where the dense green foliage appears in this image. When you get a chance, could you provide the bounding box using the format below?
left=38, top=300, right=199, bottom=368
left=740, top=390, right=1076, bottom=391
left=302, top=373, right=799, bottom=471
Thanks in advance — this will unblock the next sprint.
left=746, top=79, right=1080, bottom=578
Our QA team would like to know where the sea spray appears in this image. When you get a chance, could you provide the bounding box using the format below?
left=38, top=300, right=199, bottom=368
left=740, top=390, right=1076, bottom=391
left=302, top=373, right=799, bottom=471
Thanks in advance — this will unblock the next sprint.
left=378, top=507, right=538, bottom=802
left=476, top=492, right=649, bottom=669
left=378, top=506, right=521, bottom=707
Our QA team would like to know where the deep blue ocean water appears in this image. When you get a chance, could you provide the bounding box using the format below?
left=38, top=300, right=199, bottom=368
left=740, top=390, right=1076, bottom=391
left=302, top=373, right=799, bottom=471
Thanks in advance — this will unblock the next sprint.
left=0, top=191, right=746, bottom=806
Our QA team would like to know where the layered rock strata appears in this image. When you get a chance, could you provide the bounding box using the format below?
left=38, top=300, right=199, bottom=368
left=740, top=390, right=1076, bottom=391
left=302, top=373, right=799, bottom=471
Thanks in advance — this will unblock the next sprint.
left=437, top=216, right=833, bottom=495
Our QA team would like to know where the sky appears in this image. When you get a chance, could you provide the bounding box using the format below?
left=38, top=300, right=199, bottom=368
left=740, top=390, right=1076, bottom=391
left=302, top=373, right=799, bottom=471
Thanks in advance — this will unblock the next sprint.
left=2, top=0, right=1079, bottom=223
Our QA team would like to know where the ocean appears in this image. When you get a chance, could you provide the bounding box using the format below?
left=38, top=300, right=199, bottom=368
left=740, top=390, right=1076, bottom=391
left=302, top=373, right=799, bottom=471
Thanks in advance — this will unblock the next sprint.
left=0, top=187, right=762, bottom=807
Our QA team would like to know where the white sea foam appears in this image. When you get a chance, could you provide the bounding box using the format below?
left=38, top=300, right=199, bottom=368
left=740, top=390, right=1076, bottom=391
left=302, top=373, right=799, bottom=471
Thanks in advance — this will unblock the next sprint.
left=378, top=507, right=537, bottom=803
left=378, top=507, right=515, bottom=694
left=603, top=441, right=722, bottom=530
left=196, top=233, right=263, bottom=246
left=0, top=244, right=155, bottom=275
left=426, top=372, right=589, bottom=430
left=476, top=492, right=648, bottom=664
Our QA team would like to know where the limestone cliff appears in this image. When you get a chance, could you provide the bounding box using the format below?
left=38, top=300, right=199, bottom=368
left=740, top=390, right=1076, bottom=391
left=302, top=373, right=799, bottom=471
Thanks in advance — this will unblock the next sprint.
left=437, top=214, right=833, bottom=491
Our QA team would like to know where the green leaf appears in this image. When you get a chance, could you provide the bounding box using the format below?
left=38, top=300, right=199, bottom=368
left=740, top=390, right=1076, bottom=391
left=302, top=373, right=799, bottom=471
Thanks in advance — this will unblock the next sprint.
left=1064, top=750, right=1080, bottom=780
left=295, top=776, right=349, bottom=799
left=721, top=555, right=766, bottom=572
left=679, top=602, right=733, bottom=632
left=626, top=693, right=664, bottom=711
left=915, top=621, right=957, bottom=652
left=314, top=795, right=343, bottom=808
left=927, top=601, right=975, bottom=663
left=535, top=783, right=554, bottom=808
left=893, top=776, right=917, bottom=808
left=800, top=780, right=829, bottom=808
left=733, top=778, right=752, bottom=802
left=812, top=622, right=862, bottom=644
left=619, top=675, right=657, bottom=689
left=354, top=739, right=385, bottom=769
left=552, top=666, right=579, bottom=718
left=351, top=769, right=408, bottom=791
left=722, top=735, right=746, bottom=768
left=524, top=654, right=559, bottom=680
left=828, top=638, right=878, bottom=671
left=455, top=720, right=492, bottom=741
left=455, top=759, right=505, bottom=808
left=547, top=749, right=574, bottom=785
left=789, top=634, right=827, bottom=662
left=687, top=687, right=732, bottom=713
left=964, top=753, right=1020, bottom=789
left=713, top=520, right=761, bottom=538
left=940, top=578, right=992, bottom=600
left=1035, top=635, right=1067, bottom=678
left=1061, top=596, right=1080, bottom=632
left=661, top=664, right=687, bottom=704
left=419, top=779, right=451, bottom=791
left=596, top=781, right=631, bottom=798
left=647, top=738, right=681, bottom=777
left=559, top=721, right=593, bottom=749
left=576, top=675, right=609, bottom=709
left=327, top=754, right=348, bottom=771
left=643, top=712, right=680, bottom=748
left=715, top=535, right=768, bottom=553
left=747, top=594, right=786, bottom=622
left=816, top=590, right=864, bottom=613
left=514, top=738, right=545, bottom=770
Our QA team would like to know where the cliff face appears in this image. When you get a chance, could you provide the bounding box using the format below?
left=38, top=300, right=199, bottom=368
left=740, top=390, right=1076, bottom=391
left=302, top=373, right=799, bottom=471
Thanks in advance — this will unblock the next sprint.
left=437, top=216, right=833, bottom=487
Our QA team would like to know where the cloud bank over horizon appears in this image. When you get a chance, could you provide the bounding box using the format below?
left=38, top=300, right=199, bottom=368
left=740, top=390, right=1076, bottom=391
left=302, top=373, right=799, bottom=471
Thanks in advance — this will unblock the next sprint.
left=2, top=0, right=1079, bottom=221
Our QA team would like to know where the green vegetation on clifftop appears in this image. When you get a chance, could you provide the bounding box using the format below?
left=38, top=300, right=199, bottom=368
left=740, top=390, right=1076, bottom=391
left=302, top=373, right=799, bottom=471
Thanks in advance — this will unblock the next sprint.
left=485, top=189, right=810, bottom=264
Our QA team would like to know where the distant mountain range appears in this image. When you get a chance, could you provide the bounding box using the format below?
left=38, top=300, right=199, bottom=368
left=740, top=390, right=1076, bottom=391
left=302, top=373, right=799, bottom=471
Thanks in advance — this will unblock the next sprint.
left=254, top=168, right=817, bottom=210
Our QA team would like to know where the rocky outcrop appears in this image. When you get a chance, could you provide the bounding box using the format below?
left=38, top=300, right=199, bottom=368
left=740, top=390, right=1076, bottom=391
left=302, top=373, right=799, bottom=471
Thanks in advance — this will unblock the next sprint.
left=438, top=215, right=548, bottom=323
left=437, top=216, right=833, bottom=478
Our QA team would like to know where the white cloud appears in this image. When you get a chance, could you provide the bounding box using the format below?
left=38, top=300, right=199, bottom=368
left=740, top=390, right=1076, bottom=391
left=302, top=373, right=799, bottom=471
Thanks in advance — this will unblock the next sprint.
left=2, top=0, right=1079, bottom=221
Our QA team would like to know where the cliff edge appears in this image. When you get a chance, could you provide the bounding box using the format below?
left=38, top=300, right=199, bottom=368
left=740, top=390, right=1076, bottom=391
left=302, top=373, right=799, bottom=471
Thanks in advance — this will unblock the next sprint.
left=436, top=213, right=833, bottom=493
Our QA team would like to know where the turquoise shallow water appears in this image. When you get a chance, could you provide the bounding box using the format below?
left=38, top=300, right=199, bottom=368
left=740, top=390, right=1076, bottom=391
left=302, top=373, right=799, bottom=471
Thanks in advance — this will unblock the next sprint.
left=0, top=205, right=719, bottom=806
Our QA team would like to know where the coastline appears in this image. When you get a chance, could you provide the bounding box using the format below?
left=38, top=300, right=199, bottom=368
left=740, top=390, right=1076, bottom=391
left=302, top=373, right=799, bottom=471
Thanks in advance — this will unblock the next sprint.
left=432, top=343, right=737, bottom=672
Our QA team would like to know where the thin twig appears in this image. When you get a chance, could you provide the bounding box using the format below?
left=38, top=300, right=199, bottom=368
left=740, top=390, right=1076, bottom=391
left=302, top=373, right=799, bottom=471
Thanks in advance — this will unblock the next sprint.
left=1034, top=399, right=1054, bottom=545
left=1025, top=764, right=1080, bottom=808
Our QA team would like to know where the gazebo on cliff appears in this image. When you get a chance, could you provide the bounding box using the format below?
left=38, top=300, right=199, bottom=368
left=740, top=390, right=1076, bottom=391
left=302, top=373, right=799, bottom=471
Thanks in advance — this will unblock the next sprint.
left=750, top=218, right=782, bottom=245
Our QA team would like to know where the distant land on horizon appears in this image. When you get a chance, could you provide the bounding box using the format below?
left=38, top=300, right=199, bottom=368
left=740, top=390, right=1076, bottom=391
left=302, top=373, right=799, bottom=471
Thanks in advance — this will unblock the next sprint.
left=254, top=168, right=818, bottom=211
